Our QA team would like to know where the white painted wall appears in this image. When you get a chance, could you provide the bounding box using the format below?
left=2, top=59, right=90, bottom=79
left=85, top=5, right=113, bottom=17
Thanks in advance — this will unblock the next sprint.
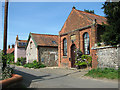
left=26, top=38, right=37, bottom=63
left=14, top=41, right=26, bottom=63
left=14, top=42, right=17, bottom=63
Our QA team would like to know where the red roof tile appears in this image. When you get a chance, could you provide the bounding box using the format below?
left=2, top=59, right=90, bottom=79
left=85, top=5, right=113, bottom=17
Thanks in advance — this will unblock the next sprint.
left=6, top=48, right=14, bottom=54
left=59, top=8, right=107, bottom=34
left=31, top=33, right=58, bottom=47
left=76, top=9, right=107, bottom=25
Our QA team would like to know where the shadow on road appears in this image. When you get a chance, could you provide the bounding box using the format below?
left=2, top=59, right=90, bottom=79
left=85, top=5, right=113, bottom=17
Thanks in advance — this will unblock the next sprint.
left=14, top=69, right=51, bottom=87
left=14, top=68, right=81, bottom=88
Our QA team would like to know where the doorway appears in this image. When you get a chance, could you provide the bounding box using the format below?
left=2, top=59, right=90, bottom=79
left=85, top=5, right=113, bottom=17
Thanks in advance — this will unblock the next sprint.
left=71, top=44, right=76, bottom=68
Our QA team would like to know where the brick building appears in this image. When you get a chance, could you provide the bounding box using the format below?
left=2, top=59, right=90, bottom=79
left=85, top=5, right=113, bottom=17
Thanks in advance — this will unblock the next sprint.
left=58, top=7, right=107, bottom=68
left=26, top=33, right=58, bottom=66
left=6, top=45, right=14, bottom=54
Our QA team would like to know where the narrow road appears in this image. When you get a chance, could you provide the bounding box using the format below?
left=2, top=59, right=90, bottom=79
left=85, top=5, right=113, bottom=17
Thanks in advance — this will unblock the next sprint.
left=13, top=65, right=118, bottom=88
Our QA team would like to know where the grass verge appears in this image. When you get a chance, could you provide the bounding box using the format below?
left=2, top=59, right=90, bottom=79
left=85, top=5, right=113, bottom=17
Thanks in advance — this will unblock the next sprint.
left=85, top=68, right=120, bottom=79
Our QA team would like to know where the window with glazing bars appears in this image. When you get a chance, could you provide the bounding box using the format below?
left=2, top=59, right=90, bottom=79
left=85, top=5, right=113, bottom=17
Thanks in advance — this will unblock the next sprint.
left=83, top=33, right=90, bottom=55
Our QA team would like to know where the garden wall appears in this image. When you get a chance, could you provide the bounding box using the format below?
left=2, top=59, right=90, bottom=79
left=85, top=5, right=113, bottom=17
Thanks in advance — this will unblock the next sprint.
left=93, top=46, right=120, bottom=69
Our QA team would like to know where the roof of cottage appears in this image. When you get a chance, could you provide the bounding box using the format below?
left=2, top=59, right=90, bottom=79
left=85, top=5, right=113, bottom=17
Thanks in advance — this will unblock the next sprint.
left=17, top=40, right=27, bottom=48
left=6, top=48, right=14, bottom=54
left=59, top=7, right=107, bottom=34
left=28, top=33, right=58, bottom=47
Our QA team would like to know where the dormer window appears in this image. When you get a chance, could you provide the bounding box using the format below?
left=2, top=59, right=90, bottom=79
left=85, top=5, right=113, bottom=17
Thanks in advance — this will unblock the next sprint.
left=18, top=42, right=21, bottom=46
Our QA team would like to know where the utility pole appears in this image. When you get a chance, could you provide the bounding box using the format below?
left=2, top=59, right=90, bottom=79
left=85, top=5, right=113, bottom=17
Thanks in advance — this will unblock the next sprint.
left=3, top=0, right=8, bottom=69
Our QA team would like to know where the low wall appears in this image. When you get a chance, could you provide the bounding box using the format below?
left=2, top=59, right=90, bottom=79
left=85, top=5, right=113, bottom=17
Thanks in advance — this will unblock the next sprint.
left=92, top=46, right=120, bottom=69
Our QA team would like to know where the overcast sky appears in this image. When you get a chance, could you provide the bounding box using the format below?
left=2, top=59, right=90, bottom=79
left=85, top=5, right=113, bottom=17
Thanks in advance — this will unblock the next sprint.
left=1, top=2, right=105, bottom=50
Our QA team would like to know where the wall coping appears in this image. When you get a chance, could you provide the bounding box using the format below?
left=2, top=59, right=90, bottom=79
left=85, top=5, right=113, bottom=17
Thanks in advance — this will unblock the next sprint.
left=91, top=45, right=120, bottom=50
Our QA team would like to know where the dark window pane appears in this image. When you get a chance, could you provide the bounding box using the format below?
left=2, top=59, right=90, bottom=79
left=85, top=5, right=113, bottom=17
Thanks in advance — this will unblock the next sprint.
left=63, top=38, right=67, bottom=56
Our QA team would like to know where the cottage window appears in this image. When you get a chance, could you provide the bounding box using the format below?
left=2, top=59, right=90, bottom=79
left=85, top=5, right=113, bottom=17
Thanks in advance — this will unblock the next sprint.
left=83, top=32, right=90, bottom=55
left=63, top=38, right=67, bottom=56
left=30, top=41, right=32, bottom=49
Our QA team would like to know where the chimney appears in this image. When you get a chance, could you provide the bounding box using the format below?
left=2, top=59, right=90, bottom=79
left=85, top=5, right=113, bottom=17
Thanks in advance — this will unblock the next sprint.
left=8, top=45, right=10, bottom=49
left=72, top=6, right=76, bottom=9
left=16, top=35, right=19, bottom=40
left=12, top=44, right=14, bottom=48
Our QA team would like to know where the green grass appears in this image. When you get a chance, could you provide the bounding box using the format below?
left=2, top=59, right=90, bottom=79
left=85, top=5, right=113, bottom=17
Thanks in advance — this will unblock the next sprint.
left=85, top=68, right=120, bottom=79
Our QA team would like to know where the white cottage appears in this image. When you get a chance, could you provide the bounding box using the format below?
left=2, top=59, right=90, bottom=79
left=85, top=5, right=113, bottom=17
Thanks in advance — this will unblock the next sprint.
left=26, top=33, right=58, bottom=66
left=14, top=35, right=27, bottom=63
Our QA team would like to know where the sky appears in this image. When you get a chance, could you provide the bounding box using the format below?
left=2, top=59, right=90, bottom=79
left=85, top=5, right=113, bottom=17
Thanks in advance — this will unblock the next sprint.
left=0, top=2, right=105, bottom=50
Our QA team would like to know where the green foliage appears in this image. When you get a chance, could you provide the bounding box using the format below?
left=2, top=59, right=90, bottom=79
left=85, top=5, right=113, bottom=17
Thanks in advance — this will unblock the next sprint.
left=81, top=55, right=92, bottom=66
left=23, top=63, right=34, bottom=68
left=97, top=42, right=101, bottom=46
left=75, top=49, right=82, bottom=61
left=75, top=61, right=87, bottom=66
left=6, top=54, right=14, bottom=64
left=85, top=68, right=119, bottom=79
left=0, top=49, right=2, bottom=63
left=75, top=48, right=92, bottom=68
left=84, top=9, right=95, bottom=14
left=101, top=2, right=120, bottom=45
left=16, top=57, right=26, bottom=66
left=23, top=60, right=46, bottom=69
left=2, top=65, right=14, bottom=80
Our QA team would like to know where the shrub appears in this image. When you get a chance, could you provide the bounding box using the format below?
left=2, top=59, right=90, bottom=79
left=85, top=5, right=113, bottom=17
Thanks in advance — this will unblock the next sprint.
left=75, top=51, right=92, bottom=69
left=2, top=65, right=14, bottom=80
left=23, top=63, right=34, bottom=68
left=23, top=60, right=46, bottom=69
left=16, top=57, right=26, bottom=66
left=81, top=55, right=92, bottom=67
left=97, top=42, right=101, bottom=46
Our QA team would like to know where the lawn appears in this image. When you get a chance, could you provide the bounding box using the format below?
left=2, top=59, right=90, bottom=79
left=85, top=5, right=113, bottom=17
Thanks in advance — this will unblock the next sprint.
left=85, top=68, right=120, bottom=79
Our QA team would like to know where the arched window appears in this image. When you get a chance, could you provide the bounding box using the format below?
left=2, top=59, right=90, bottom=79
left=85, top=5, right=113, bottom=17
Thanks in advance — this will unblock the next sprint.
left=83, top=32, right=90, bottom=55
left=63, top=38, right=67, bottom=56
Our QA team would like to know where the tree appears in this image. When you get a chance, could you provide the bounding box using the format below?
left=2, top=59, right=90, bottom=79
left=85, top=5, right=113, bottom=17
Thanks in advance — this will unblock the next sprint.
left=101, top=2, right=120, bottom=45
left=84, top=9, right=95, bottom=14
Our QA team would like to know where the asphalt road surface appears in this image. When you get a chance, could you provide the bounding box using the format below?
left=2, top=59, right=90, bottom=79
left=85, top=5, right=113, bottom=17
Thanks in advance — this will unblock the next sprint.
left=13, top=65, right=118, bottom=88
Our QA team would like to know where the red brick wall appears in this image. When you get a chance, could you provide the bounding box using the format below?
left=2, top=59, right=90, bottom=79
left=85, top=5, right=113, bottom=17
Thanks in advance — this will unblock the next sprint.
left=58, top=27, right=97, bottom=68
left=58, top=8, right=98, bottom=68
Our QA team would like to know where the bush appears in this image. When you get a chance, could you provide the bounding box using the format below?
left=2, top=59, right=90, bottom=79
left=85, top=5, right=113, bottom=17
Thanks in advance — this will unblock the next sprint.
left=81, top=55, right=92, bottom=67
left=16, top=57, right=26, bottom=66
left=97, top=42, right=101, bottom=46
left=23, top=63, right=34, bottom=68
left=23, top=60, right=46, bottom=69
left=2, top=65, right=14, bottom=80
left=75, top=52, right=92, bottom=68
left=3, top=53, right=14, bottom=64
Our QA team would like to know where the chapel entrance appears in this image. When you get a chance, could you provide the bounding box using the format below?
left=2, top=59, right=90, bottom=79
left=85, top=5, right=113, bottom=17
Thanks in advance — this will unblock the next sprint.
left=71, top=44, right=76, bottom=68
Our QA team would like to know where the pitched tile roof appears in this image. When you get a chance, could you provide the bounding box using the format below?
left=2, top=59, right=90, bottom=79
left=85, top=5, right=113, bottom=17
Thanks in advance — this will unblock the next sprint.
left=31, top=33, right=58, bottom=47
left=18, top=40, right=27, bottom=43
left=59, top=8, right=107, bottom=34
left=6, top=48, right=14, bottom=54
left=76, top=9, right=107, bottom=25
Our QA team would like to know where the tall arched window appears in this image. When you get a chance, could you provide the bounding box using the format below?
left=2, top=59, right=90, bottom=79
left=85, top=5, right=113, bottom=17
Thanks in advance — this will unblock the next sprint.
left=63, top=38, right=67, bottom=56
left=83, top=32, right=90, bottom=55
